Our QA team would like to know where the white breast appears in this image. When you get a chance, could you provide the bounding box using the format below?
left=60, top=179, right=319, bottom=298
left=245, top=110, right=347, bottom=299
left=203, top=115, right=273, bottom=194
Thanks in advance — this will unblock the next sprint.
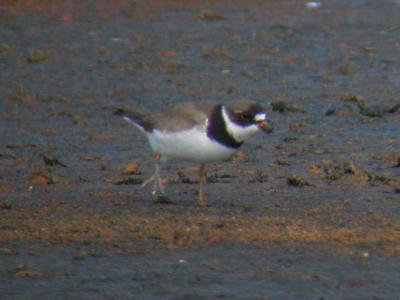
left=146, top=124, right=236, bottom=163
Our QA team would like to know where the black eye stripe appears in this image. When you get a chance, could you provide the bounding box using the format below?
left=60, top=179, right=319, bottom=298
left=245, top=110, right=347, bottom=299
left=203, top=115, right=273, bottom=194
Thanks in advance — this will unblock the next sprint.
left=241, top=113, right=253, bottom=120
left=228, top=102, right=265, bottom=126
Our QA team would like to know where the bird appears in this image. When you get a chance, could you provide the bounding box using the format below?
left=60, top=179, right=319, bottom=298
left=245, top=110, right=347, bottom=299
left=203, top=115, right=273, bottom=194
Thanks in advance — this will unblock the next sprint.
left=114, top=98, right=272, bottom=205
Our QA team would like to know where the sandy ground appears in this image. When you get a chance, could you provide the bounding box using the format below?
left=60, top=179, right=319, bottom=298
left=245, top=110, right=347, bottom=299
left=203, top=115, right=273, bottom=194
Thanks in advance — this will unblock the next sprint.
left=1, top=0, right=399, bottom=299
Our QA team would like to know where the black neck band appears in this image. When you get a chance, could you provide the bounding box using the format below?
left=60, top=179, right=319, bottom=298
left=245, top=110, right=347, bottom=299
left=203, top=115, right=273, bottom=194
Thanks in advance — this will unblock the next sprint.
left=207, top=105, right=242, bottom=149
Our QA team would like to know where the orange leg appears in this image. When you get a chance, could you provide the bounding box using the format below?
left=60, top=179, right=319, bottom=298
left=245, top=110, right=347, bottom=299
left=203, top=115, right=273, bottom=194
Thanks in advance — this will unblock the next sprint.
left=197, top=163, right=207, bottom=206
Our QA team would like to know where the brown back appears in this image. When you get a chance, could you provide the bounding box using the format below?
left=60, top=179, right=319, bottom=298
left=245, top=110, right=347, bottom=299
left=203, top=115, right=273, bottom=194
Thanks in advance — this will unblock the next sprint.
left=143, top=102, right=217, bottom=132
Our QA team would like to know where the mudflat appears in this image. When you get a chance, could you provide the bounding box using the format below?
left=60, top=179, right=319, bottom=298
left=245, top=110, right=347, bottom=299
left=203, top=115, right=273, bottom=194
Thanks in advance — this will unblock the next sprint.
left=1, top=1, right=399, bottom=298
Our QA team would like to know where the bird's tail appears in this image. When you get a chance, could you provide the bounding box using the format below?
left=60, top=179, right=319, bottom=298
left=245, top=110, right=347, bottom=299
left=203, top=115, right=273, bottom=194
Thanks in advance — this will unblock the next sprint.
left=114, top=109, right=147, bottom=131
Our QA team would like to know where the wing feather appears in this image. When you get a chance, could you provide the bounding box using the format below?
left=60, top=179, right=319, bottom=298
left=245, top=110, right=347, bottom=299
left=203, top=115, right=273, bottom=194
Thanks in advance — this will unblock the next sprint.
left=145, top=102, right=217, bottom=132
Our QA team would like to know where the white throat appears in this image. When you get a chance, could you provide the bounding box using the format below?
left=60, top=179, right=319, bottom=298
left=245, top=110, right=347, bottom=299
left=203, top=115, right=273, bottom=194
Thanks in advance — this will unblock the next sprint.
left=221, top=106, right=260, bottom=142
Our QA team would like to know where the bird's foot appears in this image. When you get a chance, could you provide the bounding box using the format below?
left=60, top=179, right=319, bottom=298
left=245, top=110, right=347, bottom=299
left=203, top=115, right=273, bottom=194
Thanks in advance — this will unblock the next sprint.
left=196, top=192, right=208, bottom=206
left=142, top=174, right=165, bottom=194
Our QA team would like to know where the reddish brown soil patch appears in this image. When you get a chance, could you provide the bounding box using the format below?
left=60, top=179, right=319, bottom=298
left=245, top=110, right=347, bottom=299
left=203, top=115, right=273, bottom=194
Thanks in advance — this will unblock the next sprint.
left=1, top=202, right=399, bottom=254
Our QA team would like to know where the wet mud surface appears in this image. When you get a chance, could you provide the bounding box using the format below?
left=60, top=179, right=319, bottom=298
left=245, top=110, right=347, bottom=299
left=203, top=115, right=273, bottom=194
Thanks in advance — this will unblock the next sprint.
left=1, top=0, right=400, bottom=298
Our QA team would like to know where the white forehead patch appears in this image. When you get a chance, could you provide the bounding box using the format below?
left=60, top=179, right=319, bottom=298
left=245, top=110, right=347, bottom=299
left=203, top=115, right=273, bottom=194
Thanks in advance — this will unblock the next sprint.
left=254, top=113, right=266, bottom=122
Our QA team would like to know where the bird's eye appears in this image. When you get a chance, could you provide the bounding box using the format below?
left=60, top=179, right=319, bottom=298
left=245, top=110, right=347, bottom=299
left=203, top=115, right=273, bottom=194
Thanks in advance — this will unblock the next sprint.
left=240, top=113, right=253, bottom=121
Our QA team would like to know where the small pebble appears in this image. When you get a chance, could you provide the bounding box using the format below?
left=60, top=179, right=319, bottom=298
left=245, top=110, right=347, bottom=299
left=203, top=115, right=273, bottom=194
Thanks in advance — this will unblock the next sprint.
left=178, top=259, right=187, bottom=264
left=1, top=200, right=12, bottom=210
left=306, top=2, right=321, bottom=8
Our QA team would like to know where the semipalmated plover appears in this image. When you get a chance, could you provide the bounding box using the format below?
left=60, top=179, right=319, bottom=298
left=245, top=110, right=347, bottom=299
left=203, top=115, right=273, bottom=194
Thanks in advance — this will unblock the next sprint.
left=115, top=98, right=271, bottom=205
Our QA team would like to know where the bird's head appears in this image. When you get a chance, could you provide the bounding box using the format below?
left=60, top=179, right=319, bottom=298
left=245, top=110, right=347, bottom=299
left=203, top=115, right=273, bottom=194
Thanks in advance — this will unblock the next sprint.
left=223, top=99, right=273, bottom=142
